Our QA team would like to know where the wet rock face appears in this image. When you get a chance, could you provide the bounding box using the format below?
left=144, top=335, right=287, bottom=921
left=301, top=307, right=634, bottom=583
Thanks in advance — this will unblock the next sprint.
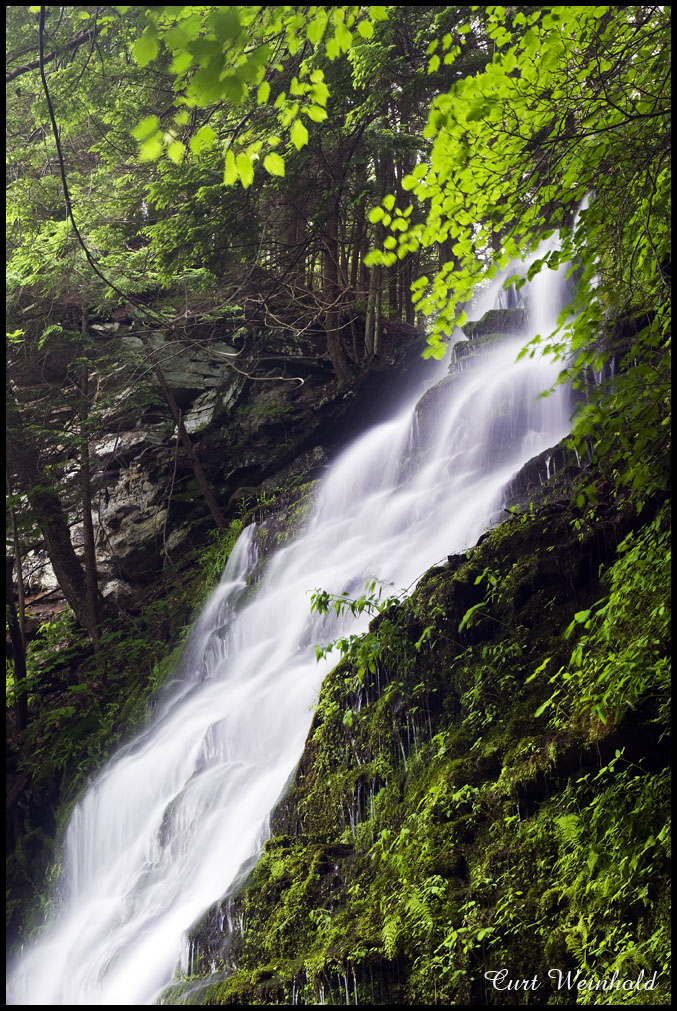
left=461, top=307, right=527, bottom=340
left=502, top=442, right=584, bottom=513
left=147, top=334, right=245, bottom=409
left=28, top=320, right=428, bottom=593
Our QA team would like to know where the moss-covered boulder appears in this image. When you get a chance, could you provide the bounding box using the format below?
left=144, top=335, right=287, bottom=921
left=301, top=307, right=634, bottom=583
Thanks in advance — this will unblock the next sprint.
left=462, top=307, right=527, bottom=340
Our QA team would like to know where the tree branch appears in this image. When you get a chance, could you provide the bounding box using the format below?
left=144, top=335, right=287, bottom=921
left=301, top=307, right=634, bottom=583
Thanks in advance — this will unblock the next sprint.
left=6, top=24, right=102, bottom=83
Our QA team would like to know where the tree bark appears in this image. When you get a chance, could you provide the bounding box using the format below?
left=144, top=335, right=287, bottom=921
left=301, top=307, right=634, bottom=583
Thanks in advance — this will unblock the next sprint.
left=323, top=197, right=352, bottom=385
left=80, top=310, right=100, bottom=642
left=349, top=196, right=365, bottom=297
left=389, top=264, right=399, bottom=320
left=373, top=278, right=383, bottom=357
left=323, top=240, right=352, bottom=385
left=6, top=556, right=28, bottom=732
left=9, top=453, right=94, bottom=633
left=403, top=256, right=415, bottom=326
left=7, top=387, right=106, bottom=639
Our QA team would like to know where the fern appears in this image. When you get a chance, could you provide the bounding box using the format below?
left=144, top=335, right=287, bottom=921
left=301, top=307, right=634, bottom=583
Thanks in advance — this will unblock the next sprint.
left=382, top=910, right=402, bottom=959
left=404, top=891, right=434, bottom=935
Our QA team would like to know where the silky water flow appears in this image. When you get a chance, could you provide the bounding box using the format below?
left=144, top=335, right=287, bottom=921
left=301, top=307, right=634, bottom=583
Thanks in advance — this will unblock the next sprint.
left=8, top=251, right=574, bottom=1005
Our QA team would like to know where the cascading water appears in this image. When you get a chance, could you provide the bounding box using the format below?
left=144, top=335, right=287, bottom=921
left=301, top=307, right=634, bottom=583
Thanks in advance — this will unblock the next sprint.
left=7, top=248, right=574, bottom=1006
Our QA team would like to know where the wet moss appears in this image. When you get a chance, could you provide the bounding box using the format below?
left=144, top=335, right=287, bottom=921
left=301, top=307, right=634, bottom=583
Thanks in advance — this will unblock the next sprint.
left=186, top=496, right=670, bottom=1005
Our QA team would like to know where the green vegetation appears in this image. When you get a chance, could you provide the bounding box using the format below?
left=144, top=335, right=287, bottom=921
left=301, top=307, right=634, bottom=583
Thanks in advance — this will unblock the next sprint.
left=180, top=490, right=670, bottom=1005
left=5, top=4, right=670, bottom=1005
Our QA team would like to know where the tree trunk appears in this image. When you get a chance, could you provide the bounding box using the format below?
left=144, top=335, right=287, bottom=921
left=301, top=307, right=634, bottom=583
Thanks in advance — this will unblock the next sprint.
left=9, top=455, right=94, bottom=634
left=364, top=264, right=380, bottom=358
left=403, top=256, right=416, bottom=326
left=370, top=154, right=388, bottom=357
left=373, top=279, right=383, bottom=357
left=439, top=236, right=455, bottom=270
left=7, top=387, right=106, bottom=639
left=323, top=201, right=352, bottom=385
left=389, top=263, right=398, bottom=320
left=6, top=555, right=28, bottom=732
left=80, top=309, right=100, bottom=642
left=349, top=196, right=365, bottom=297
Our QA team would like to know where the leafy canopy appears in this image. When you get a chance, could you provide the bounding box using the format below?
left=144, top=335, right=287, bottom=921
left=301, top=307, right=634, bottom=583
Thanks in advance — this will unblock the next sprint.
left=117, top=4, right=388, bottom=186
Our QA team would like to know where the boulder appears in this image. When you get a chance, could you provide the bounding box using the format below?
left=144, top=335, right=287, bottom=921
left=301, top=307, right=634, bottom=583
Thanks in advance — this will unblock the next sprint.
left=502, top=441, right=583, bottom=512
left=462, top=307, right=527, bottom=340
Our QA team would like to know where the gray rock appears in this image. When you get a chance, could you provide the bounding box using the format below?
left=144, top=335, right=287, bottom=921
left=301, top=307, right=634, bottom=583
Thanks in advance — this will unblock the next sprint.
left=148, top=336, right=240, bottom=405
left=183, top=391, right=220, bottom=435
left=101, top=579, right=136, bottom=603
left=502, top=442, right=583, bottom=512
left=462, top=307, right=527, bottom=339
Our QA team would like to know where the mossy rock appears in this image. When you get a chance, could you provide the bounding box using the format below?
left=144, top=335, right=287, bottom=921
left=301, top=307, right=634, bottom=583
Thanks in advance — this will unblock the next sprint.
left=462, top=307, right=527, bottom=339
left=182, top=494, right=670, bottom=1005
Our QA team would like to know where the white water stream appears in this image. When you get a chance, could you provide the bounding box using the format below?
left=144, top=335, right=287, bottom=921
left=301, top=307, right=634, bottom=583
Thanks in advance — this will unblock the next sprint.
left=7, top=253, right=573, bottom=1005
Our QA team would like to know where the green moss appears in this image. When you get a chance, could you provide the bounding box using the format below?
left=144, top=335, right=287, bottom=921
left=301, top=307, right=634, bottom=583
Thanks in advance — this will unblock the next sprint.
left=462, top=307, right=527, bottom=339
left=186, top=497, right=670, bottom=1005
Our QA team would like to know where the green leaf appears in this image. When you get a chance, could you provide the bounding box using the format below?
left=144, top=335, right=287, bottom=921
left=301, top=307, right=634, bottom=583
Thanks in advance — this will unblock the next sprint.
left=257, top=80, right=271, bottom=105
left=458, top=601, right=486, bottom=633
left=167, top=140, right=185, bottom=164
left=139, top=133, right=163, bottom=162
left=525, top=657, right=552, bottom=684
left=306, top=12, right=327, bottom=45
left=170, top=51, right=193, bottom=75
left=188, top=65, right=227, bottom=106
left=357, top=19, right=374, bottom=39
left=224, top=149, right=237, bottom=185
left=305, top=105, right=328, bottom=123
left=309, top=80, right=329, bottom=104
left=132, top=27, right=158, bottom=68
left=236, top=152, right=254, bottom=188
left=164, top=25, right=189, bottom=51
left=209, top=6, right=241, bottom=39
left=466, top=101, right=487, bottom=122
left=263, top=152, right=285, bottom=177
left=189, top=124, right=217, bottom=155
left=336, top=22, right=352, bottom=51
left=290, top=119, right=309, bottom=150
left=131, top=115, right=160, bottom=142
left=221, top=75, right=246, bottom=104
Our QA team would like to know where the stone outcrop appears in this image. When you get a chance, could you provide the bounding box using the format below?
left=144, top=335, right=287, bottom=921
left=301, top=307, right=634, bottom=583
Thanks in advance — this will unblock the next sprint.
left=21, top=317, right=425, bottom=599
left=461, top=306, right=527, bottom=340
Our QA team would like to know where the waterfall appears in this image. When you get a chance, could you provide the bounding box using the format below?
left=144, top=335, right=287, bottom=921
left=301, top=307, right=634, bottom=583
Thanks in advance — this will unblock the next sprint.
left=7, top=251, right=573, bottom=1006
